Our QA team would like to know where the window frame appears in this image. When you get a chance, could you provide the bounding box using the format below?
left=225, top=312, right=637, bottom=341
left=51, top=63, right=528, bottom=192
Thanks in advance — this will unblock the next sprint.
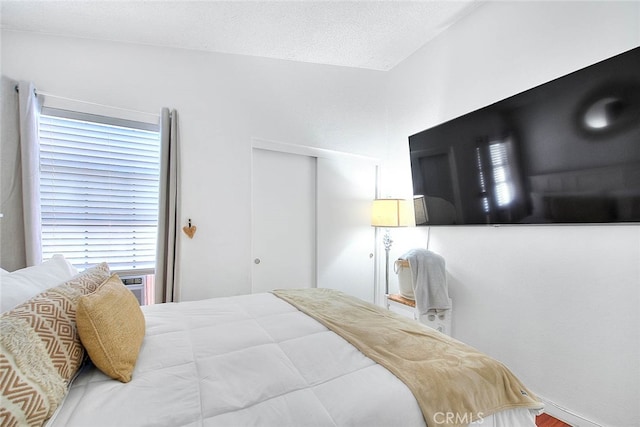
left=38, top=107, right=161, bottom=276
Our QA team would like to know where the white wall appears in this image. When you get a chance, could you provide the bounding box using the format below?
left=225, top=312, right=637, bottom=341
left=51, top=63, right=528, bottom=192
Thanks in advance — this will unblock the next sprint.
left=2, top=2, right=639, bottom=425
left=0, top=76, right=26, bottom=270
left=0, top=30, right=388, bottom=300
left=385, top=2, right=640, bottom=426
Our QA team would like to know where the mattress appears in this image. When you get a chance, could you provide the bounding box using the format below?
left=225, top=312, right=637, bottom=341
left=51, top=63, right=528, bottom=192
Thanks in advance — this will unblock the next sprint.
left=46, top=292, right=538, bottom=427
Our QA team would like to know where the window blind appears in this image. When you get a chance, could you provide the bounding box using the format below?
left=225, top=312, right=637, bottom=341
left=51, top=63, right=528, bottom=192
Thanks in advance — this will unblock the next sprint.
left=39, top=108, right=161, bottom=273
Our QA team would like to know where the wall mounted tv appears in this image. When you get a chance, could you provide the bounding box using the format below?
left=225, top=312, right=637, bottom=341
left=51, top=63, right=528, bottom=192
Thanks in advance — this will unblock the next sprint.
left=409, top=47, right=640, bottom=226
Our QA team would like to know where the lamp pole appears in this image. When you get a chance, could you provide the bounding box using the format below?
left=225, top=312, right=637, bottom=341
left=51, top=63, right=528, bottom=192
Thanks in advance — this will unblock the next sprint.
left=382, top=229, right=393, bottom=295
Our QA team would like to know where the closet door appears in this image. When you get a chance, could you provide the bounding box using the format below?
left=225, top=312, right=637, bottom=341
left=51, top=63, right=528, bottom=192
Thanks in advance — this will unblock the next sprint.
left=316, top=157, right=377, bottom=302
left=251, top=142, right=378, bottom=301
left=251, top=148, right=316, bottom=293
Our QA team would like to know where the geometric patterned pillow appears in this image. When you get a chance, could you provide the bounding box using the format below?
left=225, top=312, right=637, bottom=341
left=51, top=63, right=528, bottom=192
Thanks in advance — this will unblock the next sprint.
left=0, top=263, right=110, bottom=427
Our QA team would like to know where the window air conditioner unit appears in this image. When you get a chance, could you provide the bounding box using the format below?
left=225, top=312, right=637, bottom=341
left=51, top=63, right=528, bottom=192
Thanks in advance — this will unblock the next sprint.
left=120, top=275, right=147, bottom=306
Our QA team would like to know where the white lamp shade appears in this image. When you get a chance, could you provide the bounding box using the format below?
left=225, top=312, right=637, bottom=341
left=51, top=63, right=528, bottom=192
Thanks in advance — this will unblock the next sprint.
left=371, top=199, right=414, bottom=227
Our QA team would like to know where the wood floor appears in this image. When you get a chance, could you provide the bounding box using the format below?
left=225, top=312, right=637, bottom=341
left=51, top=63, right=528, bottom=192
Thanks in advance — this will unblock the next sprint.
left=536, top=413, right=571, bottom=427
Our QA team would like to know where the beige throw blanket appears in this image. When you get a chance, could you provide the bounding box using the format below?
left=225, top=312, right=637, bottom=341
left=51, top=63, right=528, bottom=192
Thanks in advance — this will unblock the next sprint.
left=272, top=288, right=542, bottom=427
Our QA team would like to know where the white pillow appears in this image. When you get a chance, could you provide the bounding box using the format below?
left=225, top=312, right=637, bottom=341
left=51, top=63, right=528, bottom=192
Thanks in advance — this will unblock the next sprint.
left=0, top=255, right=79, bottom=313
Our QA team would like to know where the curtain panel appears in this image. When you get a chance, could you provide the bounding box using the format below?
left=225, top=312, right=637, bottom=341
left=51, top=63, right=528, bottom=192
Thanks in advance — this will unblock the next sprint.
left=18, top=81, right=43, bottom=267
left=155, top=108, right=180, bottom=303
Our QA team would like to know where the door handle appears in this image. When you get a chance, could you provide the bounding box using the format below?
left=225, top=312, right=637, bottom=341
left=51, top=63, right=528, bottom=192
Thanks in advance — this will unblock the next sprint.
left=254, top=258, right=261, bottom=264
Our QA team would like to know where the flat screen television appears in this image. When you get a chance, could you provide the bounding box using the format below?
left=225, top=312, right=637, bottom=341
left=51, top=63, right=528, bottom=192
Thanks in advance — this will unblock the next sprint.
left=408, top=47, right=640, bottom=225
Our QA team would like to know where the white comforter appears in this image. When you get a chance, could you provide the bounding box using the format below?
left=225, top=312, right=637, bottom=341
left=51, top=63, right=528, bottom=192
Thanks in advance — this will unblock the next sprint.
left=47, top=293, right=535, bottom=427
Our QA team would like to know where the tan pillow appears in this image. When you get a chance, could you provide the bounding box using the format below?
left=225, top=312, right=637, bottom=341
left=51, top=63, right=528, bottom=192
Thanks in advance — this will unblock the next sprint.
left=0, top=262, right=111, bottom=426
left=77, top=274, right=145, bottom=383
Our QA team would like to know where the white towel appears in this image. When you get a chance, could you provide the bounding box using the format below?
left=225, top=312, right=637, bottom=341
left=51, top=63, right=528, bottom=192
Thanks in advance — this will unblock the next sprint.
left=402, top=249, right=451, bottom=316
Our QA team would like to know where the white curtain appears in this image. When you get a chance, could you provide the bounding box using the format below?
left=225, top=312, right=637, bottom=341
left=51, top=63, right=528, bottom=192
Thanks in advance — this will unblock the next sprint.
left=18, top=81, right=42, bottom=266
left=155, top=108, right=180, bottom=303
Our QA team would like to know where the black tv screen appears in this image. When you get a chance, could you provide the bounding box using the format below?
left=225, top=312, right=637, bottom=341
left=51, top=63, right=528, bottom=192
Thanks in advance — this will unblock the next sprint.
left=409, top=47, right=640, bottom=225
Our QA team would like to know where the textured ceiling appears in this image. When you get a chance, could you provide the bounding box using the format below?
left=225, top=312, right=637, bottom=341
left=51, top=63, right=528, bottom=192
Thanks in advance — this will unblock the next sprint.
left=0, top=1, right=482, bottom=71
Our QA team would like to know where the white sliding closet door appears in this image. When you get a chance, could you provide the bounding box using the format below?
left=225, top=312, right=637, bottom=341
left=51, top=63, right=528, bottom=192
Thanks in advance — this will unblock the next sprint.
left=317, top=157, right=377, bottom=302
left=251, top=148, right=316, bottom=293
left=251, top=141, right=378, bottom=301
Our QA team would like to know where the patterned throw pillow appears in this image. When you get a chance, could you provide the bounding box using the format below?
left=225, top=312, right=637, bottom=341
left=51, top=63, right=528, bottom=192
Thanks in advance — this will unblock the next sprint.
left=0, top=263, right=110, bottom=427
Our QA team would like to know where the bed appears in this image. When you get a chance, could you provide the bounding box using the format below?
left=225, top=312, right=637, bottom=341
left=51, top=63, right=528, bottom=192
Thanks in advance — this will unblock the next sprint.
left=1, top=260, right=543, bottom=427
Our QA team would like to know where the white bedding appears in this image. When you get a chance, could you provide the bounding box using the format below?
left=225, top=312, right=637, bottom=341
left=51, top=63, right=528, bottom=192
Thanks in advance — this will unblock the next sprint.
left=47, top=293, right=536, bottom=427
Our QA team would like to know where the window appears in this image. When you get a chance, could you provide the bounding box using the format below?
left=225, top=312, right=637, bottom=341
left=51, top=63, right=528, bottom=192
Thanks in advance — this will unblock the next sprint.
left=38, top=108, right=161, bottom=275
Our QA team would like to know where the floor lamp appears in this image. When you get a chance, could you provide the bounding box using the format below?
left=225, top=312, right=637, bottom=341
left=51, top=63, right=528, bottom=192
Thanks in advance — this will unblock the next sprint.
left=371, top=199, right=413, bottom=295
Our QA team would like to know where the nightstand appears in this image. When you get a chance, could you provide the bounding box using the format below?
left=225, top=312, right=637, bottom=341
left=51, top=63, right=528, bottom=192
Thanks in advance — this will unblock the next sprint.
left=385, top=293, right=453, bottom=336
left=385, top=294, right=417, bottom=320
